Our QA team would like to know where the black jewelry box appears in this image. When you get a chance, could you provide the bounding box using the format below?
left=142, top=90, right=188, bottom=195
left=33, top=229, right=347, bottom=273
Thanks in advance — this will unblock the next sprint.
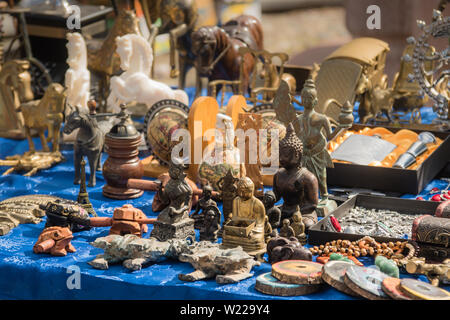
left=326, top=124, right=450, bottom=194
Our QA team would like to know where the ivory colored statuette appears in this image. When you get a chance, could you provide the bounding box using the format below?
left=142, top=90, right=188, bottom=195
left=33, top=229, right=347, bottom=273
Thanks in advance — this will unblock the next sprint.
left=107, top=34, right=189, bottom=113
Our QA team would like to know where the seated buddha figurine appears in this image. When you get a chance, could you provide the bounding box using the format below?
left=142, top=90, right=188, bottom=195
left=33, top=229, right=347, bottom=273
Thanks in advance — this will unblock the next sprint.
left=222, top=177, right=266, bottom=259
left=273, top=123, right=319, bottom=230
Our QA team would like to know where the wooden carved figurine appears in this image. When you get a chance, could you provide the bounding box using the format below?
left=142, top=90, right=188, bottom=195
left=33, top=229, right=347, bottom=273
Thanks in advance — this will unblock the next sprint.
left=222, top=177, right=266, bottom=260
left=63, top=102, right=104, bottom=187
left=89, top=204, right=155, bottom=237
left=106, top=34, right=188, bottom=113
left=191, top=15, right=264, bottom=96
left=150, top=161, right=195, bottom=241
left=273, top=123, right=319, bottom=230
left=33, top=226, right=75, bottom=256
left=236, top=113, right=263, bottom=197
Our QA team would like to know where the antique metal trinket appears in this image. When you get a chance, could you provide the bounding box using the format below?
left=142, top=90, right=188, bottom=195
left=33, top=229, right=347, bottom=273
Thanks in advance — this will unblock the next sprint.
left=221, top=177, right=266, bottom=260
left=272, top=123, right=319, bottom=229
left=150, top=160, right=195, bottom=242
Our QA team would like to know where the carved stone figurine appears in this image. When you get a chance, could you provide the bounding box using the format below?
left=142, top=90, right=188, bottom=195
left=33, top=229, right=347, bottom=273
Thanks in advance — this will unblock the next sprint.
left=199, top=206, right=221, bottom=242
left=150, top=161, right=195, bottom=241
left=178, top=241, right=260, bottom=284
left=221, top=177, right=266, bottom=260
left=273, top=123, right=319, bottom=229
left=89, top=234, right=189, bottom=270
left=266, top=236, right=312, bottom=264
left=106, top=34, right=188, bottom=113
left=190, top=184, right=216, bottom=229
left=65, top=32, right=90, bottom=113
left=263, top=191, right=281, bottom=230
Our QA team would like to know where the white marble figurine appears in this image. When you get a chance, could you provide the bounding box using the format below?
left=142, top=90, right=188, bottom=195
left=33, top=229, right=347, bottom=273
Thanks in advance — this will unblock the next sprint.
left=65, top=32, right=90, bottom=113
left=107, top=34, right=189, bottom=113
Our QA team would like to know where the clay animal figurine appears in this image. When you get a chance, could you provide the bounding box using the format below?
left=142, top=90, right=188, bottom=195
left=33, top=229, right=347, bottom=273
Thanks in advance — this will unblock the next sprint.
left=178, top=241, right=260, bottom=284
left=65, top=32, right=90, bottom=113
left=89, top=204, right=156, bottom=237
left=273, top=123, right=319, bottom=229
left=190, top=184, right=217, bottom=229
left=191, top=15, right=264, bottom=96
left=150, top=161, right=195, bottom=241
left=106, top=34, right=189, bottom=113
left=221, top=177, right=266, bottom=260
left=266, top=236, right=312, bottom=264
left=63, top=103, right=104, bottom=187
left=199, top=205, right=221, bottom=242
left=89, top=234, right=190, bottom=270
left=263, top=191, right=281, bottom=230
left=33, top=226, right=75, bottom=256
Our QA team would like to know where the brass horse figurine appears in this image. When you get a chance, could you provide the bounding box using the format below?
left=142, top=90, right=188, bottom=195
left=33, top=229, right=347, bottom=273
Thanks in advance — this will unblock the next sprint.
left=191, top=15, right=264, bottom=97
left=18, top=83, right=66, bottom=153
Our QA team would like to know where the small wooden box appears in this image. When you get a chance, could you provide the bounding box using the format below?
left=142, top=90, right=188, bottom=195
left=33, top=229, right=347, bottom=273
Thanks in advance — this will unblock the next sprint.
left=224, top=218, right=255, bottom=237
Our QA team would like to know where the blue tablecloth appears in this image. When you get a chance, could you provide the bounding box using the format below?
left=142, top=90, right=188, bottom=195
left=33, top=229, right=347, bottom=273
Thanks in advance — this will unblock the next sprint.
left=0, top=90, right=448, bottom=300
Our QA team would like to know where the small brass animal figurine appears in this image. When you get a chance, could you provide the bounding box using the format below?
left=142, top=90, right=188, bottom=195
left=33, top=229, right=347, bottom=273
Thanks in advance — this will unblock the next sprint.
left=19, top=83, right=66, bottom=153
left=63, top=103, right=104, bottom=187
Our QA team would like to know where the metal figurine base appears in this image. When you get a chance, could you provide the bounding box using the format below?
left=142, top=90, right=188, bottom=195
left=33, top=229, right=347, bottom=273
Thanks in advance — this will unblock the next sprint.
left=150, top=218, right=195, bottom=242
left=316, top=199, right=338, bottom=217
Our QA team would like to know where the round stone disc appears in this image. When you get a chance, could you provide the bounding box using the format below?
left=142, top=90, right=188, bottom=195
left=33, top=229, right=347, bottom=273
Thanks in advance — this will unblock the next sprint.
left=381, top=278, right=412, bottom=300
left=321, top=261, right=360, bottom=297
left=255, top=272, right=323, bottom=296
left=343, top=265, right=390, bottom=300
left=400, top=278, right=450, bottom=300
left=272, top=260, right=324, bottom=285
